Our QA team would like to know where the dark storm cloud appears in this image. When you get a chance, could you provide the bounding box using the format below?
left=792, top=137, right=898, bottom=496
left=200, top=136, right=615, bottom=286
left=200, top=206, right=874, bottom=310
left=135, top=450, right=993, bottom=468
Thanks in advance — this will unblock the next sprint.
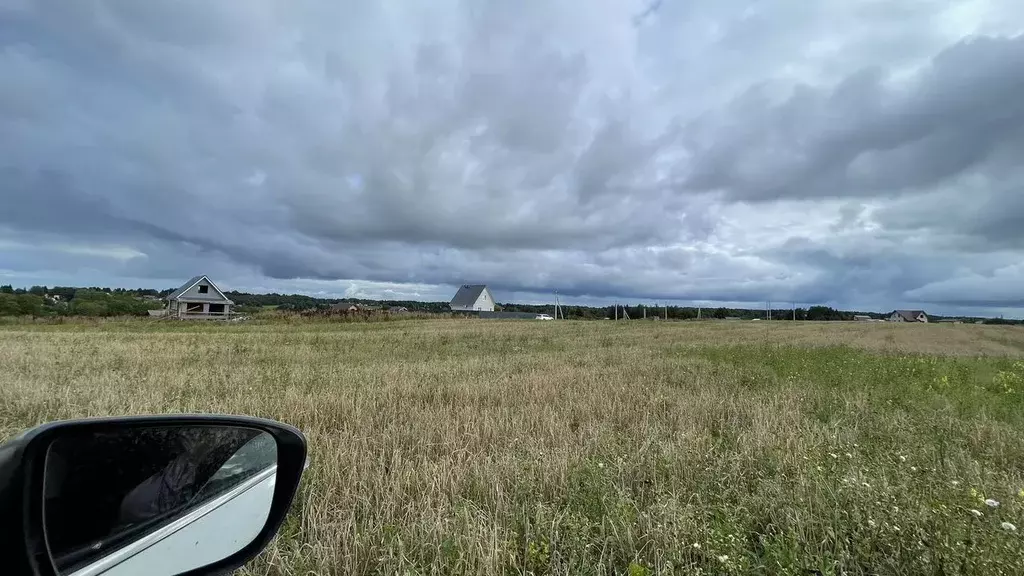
left=683, top=34, right=1024, bottom=204
left=2, top=0, right=1024, bottom=312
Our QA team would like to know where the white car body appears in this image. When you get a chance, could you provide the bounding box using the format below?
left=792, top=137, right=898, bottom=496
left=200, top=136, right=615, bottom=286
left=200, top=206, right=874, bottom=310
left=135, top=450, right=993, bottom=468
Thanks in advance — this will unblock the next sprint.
left=70, top=468, right=276, bottom=576
left=69, top=433, right=279, bottom=576
left=535, top=314, right=554, bottom=320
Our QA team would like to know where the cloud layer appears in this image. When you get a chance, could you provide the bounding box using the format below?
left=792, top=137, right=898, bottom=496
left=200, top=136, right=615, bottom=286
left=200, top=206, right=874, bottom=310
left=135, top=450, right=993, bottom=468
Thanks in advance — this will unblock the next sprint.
left=2, top=0, right=1023, bottom=313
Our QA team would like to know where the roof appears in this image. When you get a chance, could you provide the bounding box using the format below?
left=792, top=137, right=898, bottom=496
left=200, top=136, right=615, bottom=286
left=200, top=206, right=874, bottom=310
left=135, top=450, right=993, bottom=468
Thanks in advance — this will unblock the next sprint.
left=450, top=284, right=489, bottom=308
left=166, top=276, right=203, bottom=301
left=893, top=309, right=927, bottom=321
left=165, top=275, right=233, bottom=303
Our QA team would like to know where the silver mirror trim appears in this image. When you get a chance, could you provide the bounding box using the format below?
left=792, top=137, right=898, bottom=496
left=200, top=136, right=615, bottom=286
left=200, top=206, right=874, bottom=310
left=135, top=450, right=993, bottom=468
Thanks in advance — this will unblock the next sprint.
left=68, top=464, right=278, bottom=576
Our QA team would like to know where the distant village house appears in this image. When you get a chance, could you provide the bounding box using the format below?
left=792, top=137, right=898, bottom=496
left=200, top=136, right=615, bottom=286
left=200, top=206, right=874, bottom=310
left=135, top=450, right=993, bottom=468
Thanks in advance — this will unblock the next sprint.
left=330, top=302, right=380, bottom=313
left=165, top=275, right=233, bottom=319
left=889, top=310, right=928, bottom=323
left=450, top=285, right=495, bottom=312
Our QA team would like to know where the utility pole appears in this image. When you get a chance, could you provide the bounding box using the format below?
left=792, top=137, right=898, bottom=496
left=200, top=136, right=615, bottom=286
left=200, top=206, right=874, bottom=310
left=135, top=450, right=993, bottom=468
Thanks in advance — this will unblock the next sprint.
left=614, top=303, right=618, bottom=321
left=643, top=305, right=647, bottom=320
left=664, top=304, right=668, bottom=320
left=792, top=302, right=796, bottom=321
left=698, top=305, right=701, bottom=320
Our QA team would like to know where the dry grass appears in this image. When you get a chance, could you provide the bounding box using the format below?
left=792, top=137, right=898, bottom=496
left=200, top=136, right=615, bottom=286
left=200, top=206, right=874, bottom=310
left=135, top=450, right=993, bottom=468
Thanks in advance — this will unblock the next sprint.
left=2, top=319, right=1024, bottom=575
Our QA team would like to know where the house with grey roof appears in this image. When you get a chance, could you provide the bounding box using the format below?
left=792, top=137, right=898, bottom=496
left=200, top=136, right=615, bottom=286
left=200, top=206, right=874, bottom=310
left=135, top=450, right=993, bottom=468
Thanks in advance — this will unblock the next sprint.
left=450, top=284, right=495, bottom=312
left=165, top=275, right=233, bottom=319
left=889, top=309, right=928, bottom=323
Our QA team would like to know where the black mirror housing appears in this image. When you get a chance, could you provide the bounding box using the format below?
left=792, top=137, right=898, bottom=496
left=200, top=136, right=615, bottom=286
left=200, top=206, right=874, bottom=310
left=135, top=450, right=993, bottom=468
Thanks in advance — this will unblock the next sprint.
left=0, top=414, right=307, bottom=576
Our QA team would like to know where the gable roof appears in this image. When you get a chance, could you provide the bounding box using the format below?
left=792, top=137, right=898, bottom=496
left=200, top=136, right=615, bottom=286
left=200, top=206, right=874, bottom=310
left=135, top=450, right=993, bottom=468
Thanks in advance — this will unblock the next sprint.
left=893, top=309, right=927, bottom=321
left=450, top=284, right=490, bottom=308
left=166, top=275, right=233, bottom=303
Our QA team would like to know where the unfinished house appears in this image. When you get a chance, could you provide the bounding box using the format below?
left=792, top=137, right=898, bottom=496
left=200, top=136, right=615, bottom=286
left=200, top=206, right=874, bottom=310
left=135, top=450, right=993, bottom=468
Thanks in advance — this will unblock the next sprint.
left=165, top=275, right=234, bottom=319
left=889, top=309, right=929, bottom=323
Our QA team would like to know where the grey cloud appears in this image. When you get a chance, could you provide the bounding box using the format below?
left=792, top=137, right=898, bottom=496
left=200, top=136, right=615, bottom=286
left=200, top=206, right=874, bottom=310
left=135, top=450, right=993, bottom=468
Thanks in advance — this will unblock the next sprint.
left=683, top=34, right=1024, bottom=202
left=905, top=265, right=1024, bottom=308
left=876, top=175, right=1024, bottom=251
left=2, top=1, right=1024, bottom=313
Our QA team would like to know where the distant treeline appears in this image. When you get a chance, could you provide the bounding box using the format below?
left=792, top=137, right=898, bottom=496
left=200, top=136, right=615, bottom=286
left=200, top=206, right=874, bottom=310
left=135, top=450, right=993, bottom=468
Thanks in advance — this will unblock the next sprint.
left=0, top=285, right=163, bottom=317
left=0, top=284, right=1019, bottom=323
left=496, top=303, right=994, bottom=322
left=221, top=291, right=454, bottom=314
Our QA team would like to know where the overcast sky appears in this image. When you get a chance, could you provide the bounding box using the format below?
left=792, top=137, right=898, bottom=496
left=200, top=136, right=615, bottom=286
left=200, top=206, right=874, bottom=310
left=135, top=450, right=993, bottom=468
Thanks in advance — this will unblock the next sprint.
left=2, top=1, right=1023, bottom=315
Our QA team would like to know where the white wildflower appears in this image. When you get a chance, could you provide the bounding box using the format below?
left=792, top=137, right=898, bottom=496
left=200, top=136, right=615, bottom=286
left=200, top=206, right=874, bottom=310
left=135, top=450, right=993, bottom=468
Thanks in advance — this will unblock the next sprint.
left=717, top=555, right=729, bottom=563
left=1001, top=522, right=1017, bottom=531
left=951, top=480, right=960, bottom=487
left=911, top=466, right=918, bottom=472
left=845, top=453, right=853, bottom=459
left=985, top=499, right=1000, bottom=508
left=597, top=462, right=605, bottom=469
left=692, top=543, right=701, bottom=550
left=970, top=509, right=983, bottom=518
left=829, top=453, right=838, bottom=459
left=899, top=455, right=907, bottom=462
left=868, top=519, right=876, bottom=528
left=816, top=466, right=823, bottom=472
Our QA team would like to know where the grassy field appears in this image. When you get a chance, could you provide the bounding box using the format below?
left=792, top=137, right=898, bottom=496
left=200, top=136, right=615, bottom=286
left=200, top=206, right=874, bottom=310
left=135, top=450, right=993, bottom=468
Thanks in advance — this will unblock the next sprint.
left=2, top=318, right=1024, bottom=575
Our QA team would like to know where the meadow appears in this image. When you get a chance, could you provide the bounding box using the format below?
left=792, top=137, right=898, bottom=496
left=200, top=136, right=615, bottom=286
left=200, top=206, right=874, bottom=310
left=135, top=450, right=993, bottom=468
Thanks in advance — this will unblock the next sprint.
left=2, top=318, right=1024, bottom=575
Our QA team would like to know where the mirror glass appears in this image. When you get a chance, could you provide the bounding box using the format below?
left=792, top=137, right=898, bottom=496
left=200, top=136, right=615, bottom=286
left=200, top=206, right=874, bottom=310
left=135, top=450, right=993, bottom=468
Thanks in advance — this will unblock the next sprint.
left=43, top=425, right=278, bottom=576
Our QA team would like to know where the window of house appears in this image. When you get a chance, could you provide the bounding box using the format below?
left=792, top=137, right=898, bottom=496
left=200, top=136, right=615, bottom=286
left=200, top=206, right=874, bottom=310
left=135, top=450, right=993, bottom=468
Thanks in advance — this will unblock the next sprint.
left=198, top=285, right=209, bottom=294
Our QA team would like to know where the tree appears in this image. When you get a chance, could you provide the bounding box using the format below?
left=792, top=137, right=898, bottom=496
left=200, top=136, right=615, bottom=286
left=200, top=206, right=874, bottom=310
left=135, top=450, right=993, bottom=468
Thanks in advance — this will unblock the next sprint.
left=805, top=306, right=842, bottom=321
left=0, top=293, right=19, bottom=315
left=17, top=294, right=44, bottom=317
left=68, top=290, right=158, bottom=316
left=49, top=286, right=77, bottom=301
left=0, top=284, right=13, bottom=294
left=28, top=285, right=47, bottom=296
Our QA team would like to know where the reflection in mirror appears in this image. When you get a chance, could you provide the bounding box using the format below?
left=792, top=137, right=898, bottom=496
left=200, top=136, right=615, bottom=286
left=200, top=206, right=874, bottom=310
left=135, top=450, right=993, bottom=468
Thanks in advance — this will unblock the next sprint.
left=43, top=425, right=277, bottom=576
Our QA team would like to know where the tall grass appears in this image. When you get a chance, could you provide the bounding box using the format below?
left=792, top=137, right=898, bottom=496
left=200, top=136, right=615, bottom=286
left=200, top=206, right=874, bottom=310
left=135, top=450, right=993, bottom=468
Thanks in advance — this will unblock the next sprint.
left=2, top=320, right=1023, bottom=574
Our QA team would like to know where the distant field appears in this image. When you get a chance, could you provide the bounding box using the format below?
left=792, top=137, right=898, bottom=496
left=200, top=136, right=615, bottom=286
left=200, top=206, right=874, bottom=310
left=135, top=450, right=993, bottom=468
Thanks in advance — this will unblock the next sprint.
left=2, top=319, right=1024, bottom=575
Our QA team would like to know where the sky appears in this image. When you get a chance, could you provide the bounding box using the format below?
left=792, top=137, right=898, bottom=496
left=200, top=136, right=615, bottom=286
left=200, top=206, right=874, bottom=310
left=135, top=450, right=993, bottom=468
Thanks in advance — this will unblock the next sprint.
left=2, top=1, right=1024, bottom=316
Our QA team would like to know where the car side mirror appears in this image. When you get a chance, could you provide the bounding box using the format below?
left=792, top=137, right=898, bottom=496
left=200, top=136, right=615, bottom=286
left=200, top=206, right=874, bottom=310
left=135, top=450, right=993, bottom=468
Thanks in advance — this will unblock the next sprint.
left=0, top=415, right=307, bottom=576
